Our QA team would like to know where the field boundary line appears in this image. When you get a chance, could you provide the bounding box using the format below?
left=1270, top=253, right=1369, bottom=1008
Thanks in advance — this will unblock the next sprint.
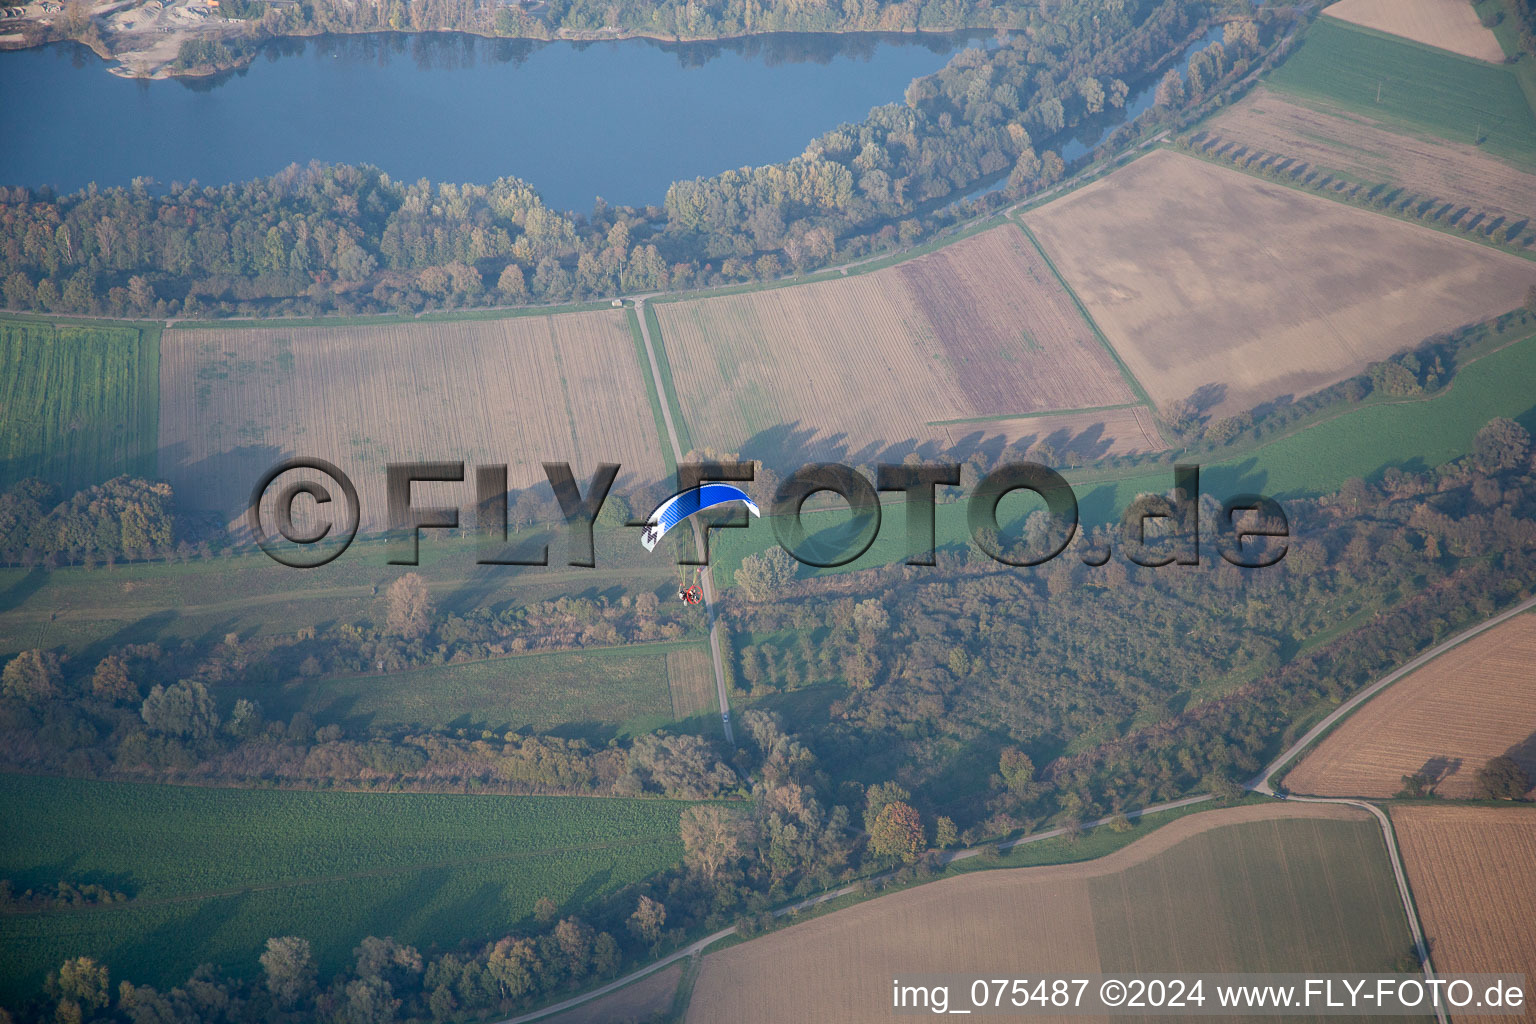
left=0, top=564, right=669, bottom=624
left=630, top=299, right=732, bottom=745
left=165, top=299, right=618, bottom=331
left=1279, top=795, right=1447, bottom=1024
left=640, top=301, right=694, bottom=458
left=0, top=311, right=164, bottom=331
left=626, top=307, right=676, bottom=475
left=136, top=322, right=162, bottom=481
left=1312, top=11, right=1513, bottom=69
left=924, top=401, right=1144, bottom=428
left=542, top=323, right=585, bottom=459
left=1011, top=220, right=1164, bottom=436
left=301, top=636, right=708, bottom=684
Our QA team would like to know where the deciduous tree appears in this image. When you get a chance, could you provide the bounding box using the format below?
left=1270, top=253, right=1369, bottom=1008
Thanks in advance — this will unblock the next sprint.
left=385, top=573, right=433, bottom=640
left=260, top=936, right=316, bottom=1007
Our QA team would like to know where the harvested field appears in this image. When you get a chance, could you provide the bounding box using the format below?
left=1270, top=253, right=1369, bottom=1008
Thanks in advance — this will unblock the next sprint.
left=1208, top=87, right=1536, bottom=232
left=1394, top=804, right=1536, bottom=1021
left=544, top=964, right=681, bottom=1024
left=653, top=225, right=1136, bottom=465
left=1023, top=150, right=1535, bottom=418
left=159, top=312, right=666, bottom=532
left=1285, top=613, right=1536, bottom=799
left=687, top=803, right=1407, bottom=1024
left=667, top=647, right=717, bottom=720
left=1322, top=0, right=1505, bottom=62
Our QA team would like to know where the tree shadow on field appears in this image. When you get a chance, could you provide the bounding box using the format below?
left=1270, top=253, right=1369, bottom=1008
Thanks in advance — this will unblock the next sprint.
left=409, top=873, right=510, bottom=948
left=6, top=856, right=136, bottom=897
left=0, top=569, right=49, bottom=616
left=559, top=866, right=614, bottom=920
left=158, top=440, right=290, bottom=533
left=1196, top=458, right=1272, bottom=500
left=352, top=864, right=463, bottom=946
left=1415, top=755, right=1462, bottom=794
left=1186, top=383, right=1228, bottom=417
left=542, top=719, right=626, bottom=745
left=1498, top=728, right=1536, bottom=797
left=132, top=888, right=251, bottom=989
left=442, top=528, right=559, bottom=615
left=76, top=609, right=178, bottom=674
left=736, top=418, right=1154, bottom=479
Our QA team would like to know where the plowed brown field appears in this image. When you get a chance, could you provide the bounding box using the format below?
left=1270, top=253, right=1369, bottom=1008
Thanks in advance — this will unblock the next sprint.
left=1209, top=87, right=1536, bottom=230
left=1393, top=805, right=1536, bottom=1024
left=160, top=312, right=666, bottom=532
left=1023, top=150, right=1535, bottom=418
left=653, top=225, right=1138, bottom=463
left=1285, top=614, right=1536, bottom=798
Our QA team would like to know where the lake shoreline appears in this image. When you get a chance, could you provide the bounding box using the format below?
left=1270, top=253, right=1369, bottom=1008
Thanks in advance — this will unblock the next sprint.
left=0, top=30, right=981, bottom=207
left=2, top=17, right=1002, bottom=80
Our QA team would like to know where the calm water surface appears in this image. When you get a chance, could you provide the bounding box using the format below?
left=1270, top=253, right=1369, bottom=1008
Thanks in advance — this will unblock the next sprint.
left=0, top=31, right=980, bottom=210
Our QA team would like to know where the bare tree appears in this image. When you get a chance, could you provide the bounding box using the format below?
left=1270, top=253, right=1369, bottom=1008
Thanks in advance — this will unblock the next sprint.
left=385, top=573, right=433, bottom=640
left=679, top=805, right=754, bottom=883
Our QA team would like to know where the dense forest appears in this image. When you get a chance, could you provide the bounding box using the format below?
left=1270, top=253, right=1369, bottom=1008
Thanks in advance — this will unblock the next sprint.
left=0, top=1, right=1280, bottom=319
left=724, top=417, right=1536, bottom=830
left=3, top=415, right=1534, bottom=1022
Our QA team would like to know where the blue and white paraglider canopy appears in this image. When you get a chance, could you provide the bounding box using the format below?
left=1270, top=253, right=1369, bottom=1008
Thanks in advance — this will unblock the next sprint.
left=640, top=483, right=761, bottom=552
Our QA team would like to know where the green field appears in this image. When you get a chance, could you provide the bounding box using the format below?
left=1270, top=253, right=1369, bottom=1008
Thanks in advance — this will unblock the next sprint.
left=0, top=774, right=689, bottom=1000
left=238, top=641, right=696, bottom=736
left=1267, top=16, right=1536, bottom=167
left=1088, top=814, right=1411, bottom=975
left=0, top=318, right=159, bottom=493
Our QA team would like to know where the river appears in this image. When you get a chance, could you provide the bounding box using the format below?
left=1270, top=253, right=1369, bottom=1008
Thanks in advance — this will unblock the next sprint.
left=0, top=30, right=981, bottom=211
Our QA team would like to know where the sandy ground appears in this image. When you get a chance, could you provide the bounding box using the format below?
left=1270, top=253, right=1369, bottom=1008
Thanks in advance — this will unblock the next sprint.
left=104, top=0, right=242, bottom=77
left=1324, top=0, right=1507, bottom=63
left=0, top=0, right=248, bottom=76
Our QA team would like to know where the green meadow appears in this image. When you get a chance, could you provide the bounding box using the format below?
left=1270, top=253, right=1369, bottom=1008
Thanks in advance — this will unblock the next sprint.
left=0, top=774, right=688, bottom=1000
left=0, top=318, right=159, bottom=493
